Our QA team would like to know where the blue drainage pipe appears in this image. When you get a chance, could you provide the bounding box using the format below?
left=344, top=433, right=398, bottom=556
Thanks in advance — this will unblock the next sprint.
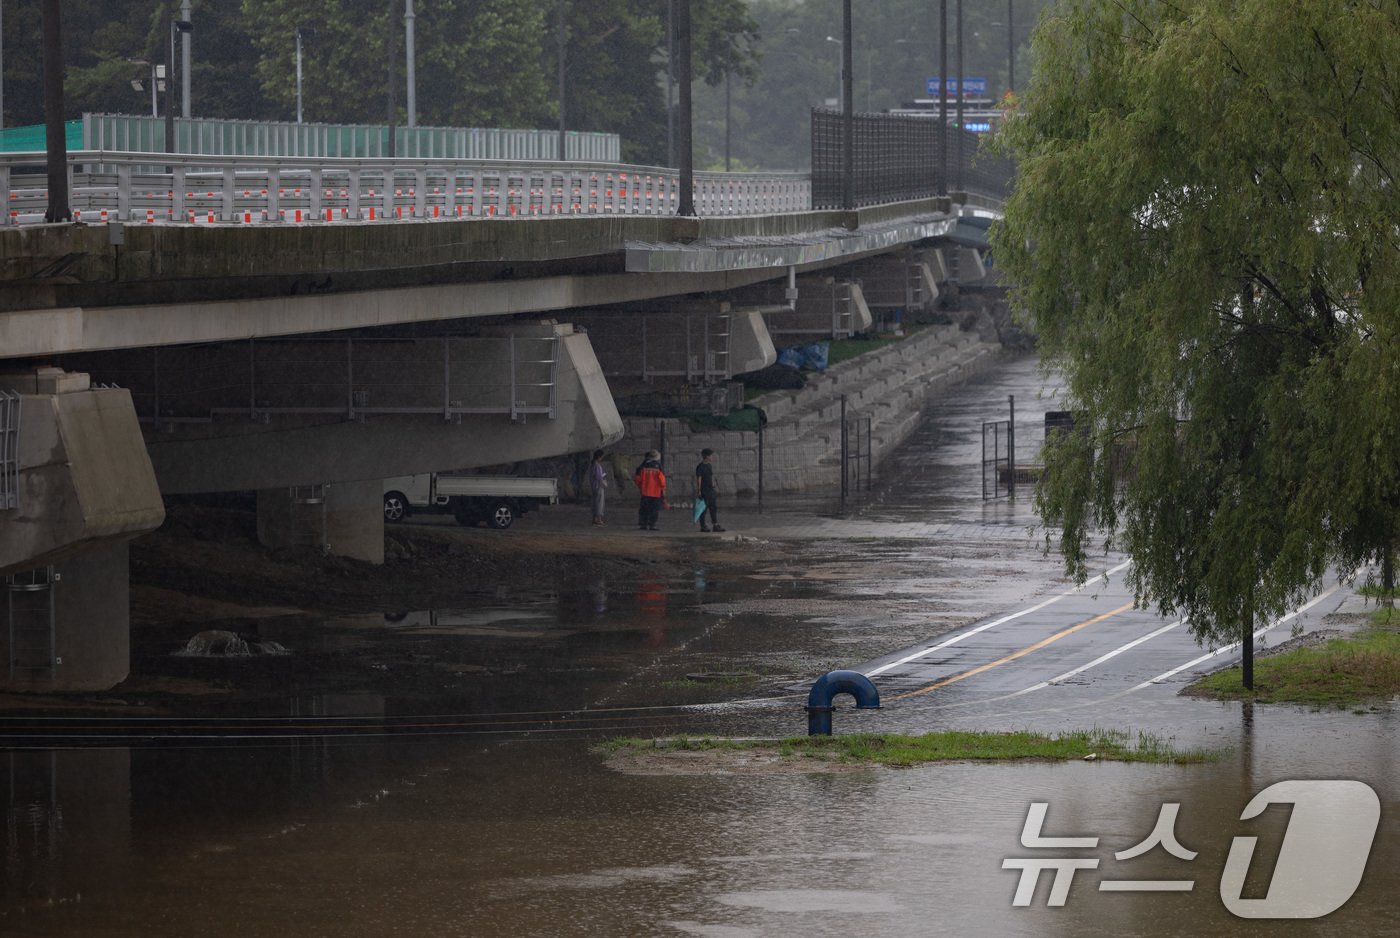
left=806, top=669, right=881, bottom=736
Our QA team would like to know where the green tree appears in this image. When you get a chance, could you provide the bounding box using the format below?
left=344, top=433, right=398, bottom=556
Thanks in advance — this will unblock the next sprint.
left=554, top=0, right=758, bottom=165
left=2, top=2, right=275, bottom=127
left=240, top=0, right=552, bottom=128
left=994, top=0, right=1400, bottom=647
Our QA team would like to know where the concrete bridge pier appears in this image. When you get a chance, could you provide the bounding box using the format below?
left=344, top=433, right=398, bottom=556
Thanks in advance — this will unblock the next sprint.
left=1, top=543, right=133, bottom=693
left=0, top=369, right=165, bottom=692
left=256, top=479, right=384, bottom=565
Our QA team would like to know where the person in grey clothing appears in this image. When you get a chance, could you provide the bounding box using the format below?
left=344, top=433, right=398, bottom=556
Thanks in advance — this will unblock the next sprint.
left=589, top=449, right=609, bottom=526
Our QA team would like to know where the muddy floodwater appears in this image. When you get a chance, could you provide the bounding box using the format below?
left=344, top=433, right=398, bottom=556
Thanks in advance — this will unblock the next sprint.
left=4, top=357, right=1398, bottom=937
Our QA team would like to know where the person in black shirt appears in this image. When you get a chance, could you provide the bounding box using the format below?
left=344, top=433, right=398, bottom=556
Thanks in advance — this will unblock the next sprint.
left=694, top=448, right=724, bottom=532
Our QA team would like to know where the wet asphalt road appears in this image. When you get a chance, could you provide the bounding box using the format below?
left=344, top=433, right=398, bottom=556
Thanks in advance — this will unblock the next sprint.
left=2, top=353, right=1396, bottom=937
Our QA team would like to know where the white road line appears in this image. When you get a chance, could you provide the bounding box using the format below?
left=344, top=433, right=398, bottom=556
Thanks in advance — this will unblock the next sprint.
left=890, top=582, right=1353, bottom=718
left=1015, top=618, right=1186, bottom=695
left=1130, top=585, right=1342, bottom=690
left=864, top=560, right=1132, bottom=678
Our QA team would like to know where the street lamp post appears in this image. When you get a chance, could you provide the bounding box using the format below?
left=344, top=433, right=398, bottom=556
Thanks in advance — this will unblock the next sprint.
left=667, top=0, right=674, bottom=167
left=166, top=18, right=193, bottom=154
left=41, top=0, right=69, bottom=221
left=295, top=27, right=315, bottom=124
left=404, top=0, right=416, bottom=127
left=557, top=1, right=568, bottom=161
left=180, top=0, right=192, bottom=118
left=1007, top=0, right=1015, bottom=92
left=724, top=70, right=731, bottom=172
left=129, top=61, right=160, bottom=118
left=955, top=0, right=964, bottom=192
left=676, top=0, right=694, bottom=216
left=824, top=35, right=843, bottom=112
left=840, top=0, right=852, bottom=211
left=386, top=0, right=397, bottom=158
left=939, top=0, right=948, bottom=193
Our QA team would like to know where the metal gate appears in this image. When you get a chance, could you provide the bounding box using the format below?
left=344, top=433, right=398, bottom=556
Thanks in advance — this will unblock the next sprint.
left=840, top=395, right=873, bottom=502
left=982, top=419, right=1014, bottom=499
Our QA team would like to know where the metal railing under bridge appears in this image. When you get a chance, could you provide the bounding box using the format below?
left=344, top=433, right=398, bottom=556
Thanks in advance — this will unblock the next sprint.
left=60, top=335, right=562, bottom=426
left=1, top=150, right=812, bottom=226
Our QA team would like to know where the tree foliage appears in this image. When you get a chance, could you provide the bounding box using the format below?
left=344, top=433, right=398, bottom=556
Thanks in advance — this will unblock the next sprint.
left=994, top=0, right=1400, bottom=642
left=3, top=1, right=760, bottom=166
left=240, top=0, right=552, bottom=128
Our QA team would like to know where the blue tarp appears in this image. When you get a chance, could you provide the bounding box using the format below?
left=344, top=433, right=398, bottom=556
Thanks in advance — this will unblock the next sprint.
left=777, top=342, right=830, bottom=371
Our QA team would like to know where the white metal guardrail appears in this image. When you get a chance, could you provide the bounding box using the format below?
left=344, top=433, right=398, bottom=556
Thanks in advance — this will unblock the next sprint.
left=1, top=150, right=812, bottom=225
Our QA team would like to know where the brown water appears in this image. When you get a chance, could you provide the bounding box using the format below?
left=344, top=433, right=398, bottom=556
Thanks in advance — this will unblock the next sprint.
left=5, top=358, right=1396, bottom=936
left=4, top=705, right=1398, bottom=937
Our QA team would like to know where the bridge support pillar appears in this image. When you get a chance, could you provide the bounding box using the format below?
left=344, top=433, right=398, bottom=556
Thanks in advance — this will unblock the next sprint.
left=255, top=479, right=385, bottom=565
left=1, top=542, right=131, bottom=693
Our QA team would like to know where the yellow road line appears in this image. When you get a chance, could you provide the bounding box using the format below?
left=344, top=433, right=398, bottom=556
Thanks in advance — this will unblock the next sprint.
left=891, top=602, right=1136, bottom=700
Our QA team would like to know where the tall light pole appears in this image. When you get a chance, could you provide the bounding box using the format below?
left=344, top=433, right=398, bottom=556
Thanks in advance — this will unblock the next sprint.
left=824, top=35, right=843, bottom=112
left=557, top=1, right=568, bottom=160
left=840, top=0, right=852, bottom=210
left=939, top=0, right=948, bottom=193
left=166, top=18, right=193, bottom=154
left=404, top=0, right=416, bottom=127
left=1007, top=0, right=1015, bottom=92
left=723, top=70, right=731, bottom=172
left=180, top=0, right=192, bottom=118
left=41, top=0, right=69, bottom=221
left=295, top=27, right=314, bottom=124
left=386, top=0, right=397, bottom=157
left=666, top=0, right=674, bottom=167
left=955, top=0, right=964, bottom=192
left=129, top=61, right=160, bottom=117
left=676, top=0, right=694, bottom=216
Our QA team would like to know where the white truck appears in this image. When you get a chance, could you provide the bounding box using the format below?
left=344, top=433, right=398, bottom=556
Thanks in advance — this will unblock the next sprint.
left=382, top=473, right=558, bottom=529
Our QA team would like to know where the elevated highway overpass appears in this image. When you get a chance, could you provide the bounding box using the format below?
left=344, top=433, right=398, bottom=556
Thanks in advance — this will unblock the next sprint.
left=0, top=147, right=1006, bottom=692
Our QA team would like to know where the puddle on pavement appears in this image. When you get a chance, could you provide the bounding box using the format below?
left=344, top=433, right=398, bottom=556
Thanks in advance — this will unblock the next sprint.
left=8, top=357, right=1398, bottom=935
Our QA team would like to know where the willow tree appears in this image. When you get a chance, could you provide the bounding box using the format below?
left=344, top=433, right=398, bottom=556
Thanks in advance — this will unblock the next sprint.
left=994, top=0, right=1400, bottom=649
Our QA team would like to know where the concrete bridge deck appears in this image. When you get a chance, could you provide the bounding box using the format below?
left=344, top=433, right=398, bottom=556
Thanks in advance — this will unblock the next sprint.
left=1, top=149, right=1008, bottom=693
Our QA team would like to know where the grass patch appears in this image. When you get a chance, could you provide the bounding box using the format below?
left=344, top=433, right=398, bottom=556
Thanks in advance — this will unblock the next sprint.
left=599, top=729, right=1215, bottom=766
left=1371, top=606, right=1400, bottom=627
left=824, top=325, right=927, bottom=367
left=1188, top=622, right=1400, bottom=706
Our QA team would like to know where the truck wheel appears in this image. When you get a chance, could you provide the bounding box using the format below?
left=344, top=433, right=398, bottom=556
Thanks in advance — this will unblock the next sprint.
left=383, top=491, right=409, bottom=523
left=488, top=502, right=515, bottom=529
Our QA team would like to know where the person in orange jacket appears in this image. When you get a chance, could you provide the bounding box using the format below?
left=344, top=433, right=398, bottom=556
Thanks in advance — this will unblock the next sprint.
left=633, top=450, right=666, bottom=531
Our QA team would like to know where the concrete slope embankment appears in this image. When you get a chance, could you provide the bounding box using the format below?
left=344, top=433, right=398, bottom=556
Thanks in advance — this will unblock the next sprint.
left=620, top=324, right=1002, bottom=497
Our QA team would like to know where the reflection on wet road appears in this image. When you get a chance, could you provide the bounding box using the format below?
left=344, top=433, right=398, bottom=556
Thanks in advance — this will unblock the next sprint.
left=3, top=354, right=1396, bottom=937
left=857, top=558, right=1348, bottom=729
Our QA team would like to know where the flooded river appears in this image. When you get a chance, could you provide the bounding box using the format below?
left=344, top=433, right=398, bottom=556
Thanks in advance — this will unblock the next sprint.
left=4, top=356, right=1396, bottom=936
